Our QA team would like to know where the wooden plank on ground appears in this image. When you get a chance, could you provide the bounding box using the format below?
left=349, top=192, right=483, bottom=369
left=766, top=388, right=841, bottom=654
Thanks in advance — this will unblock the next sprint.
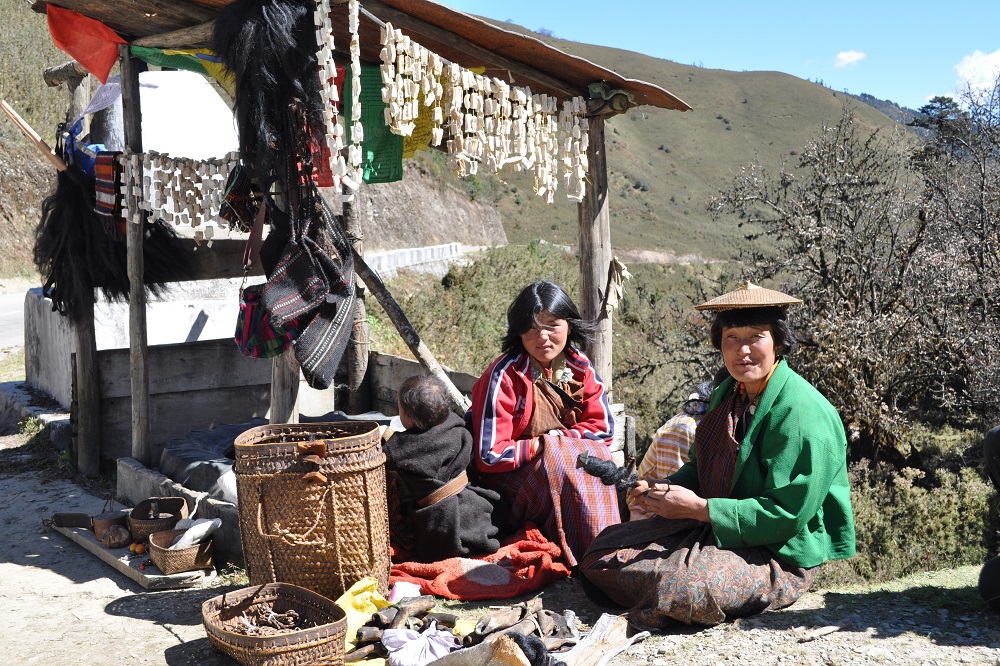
left=51, top=525, right=216, bottom=590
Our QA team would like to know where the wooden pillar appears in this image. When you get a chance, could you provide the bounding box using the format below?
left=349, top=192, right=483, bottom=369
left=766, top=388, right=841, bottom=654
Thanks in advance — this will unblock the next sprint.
left=270, top=351, right=299, bottom=423
left=48, top=61, right=100, bottom=477
left=43, top=60, right=90, bottom=136
left=343, top=200, right=371, bottom=414
left=578, top=115, right=613, bottom=389
left=120, top=44, right=152, bottom=467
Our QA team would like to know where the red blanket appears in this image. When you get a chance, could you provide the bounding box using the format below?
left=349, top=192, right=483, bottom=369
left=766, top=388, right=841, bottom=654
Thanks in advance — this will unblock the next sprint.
left=389, top=522, right=571, bottom=600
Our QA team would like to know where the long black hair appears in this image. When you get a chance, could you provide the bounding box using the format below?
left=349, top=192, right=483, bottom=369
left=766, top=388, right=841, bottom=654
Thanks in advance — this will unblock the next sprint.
left=501, top=281, right=597, bottom=356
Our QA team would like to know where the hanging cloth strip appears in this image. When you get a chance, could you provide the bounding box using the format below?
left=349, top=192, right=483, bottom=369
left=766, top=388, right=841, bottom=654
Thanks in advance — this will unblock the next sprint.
left=343, top=65, right=404, bottom=184
left=130, top=45, right=236, bottom=97
left=93, top=151, right=125, bottom=238
left=46, top=5, right=126, bottom=84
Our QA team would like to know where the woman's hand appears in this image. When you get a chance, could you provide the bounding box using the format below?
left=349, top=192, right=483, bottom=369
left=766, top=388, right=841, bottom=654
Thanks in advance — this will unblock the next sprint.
left=628, top=479, right=710, bottom=522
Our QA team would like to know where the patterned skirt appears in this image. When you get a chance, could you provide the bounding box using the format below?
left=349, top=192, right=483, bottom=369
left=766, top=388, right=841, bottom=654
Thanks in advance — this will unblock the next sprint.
left=480, top=435, right=620, bottom=567
left=580, top=517, right=814, bottom=627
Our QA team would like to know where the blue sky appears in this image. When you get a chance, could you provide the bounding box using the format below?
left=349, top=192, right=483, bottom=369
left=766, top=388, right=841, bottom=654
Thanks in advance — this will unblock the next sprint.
left=436, top=0, right=1000, bottom=111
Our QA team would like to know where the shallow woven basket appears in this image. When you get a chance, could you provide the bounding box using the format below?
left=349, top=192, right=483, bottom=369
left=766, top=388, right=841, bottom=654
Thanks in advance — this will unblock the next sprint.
left=234, top=421, right=389, bottom=600
left=202, top=582, right=347, bottom=666
left=148, top=529, right=214, bottom=575
left=128, top=497, right=189, bottom=541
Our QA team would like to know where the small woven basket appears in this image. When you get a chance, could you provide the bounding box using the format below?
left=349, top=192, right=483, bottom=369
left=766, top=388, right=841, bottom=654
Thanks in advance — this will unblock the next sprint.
left=148, top=529, right=214, bottom=574
left=202, top=582, right=347, bottom=666
left=128, top=497, right=189, bottom=541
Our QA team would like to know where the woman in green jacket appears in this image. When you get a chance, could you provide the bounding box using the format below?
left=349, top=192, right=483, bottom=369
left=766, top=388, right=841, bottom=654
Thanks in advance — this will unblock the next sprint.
left=580, top=282, right=855, bottom=627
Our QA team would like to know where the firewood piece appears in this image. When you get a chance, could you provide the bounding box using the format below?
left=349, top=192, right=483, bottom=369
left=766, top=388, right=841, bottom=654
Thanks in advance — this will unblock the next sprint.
left=371, top=607, right=399, bottom=628
left=356, top=626, right=383, bottom=644
left=798, top=625, right=842, bottom=643
left=423, top=612, right=458, bottom=629
left=504, top=618, right=538, bottom=637
left=345, top=643, right=385, bottom=662
left=473, top=607, right=523, bottom=635
left=388, top=595, right=437, bottom=629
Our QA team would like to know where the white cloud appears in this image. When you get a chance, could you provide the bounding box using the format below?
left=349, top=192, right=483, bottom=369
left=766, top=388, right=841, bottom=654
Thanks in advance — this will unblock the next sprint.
left=955, top=49, right=1000, bottom=95
left=834, top=50, right=867, bottom=68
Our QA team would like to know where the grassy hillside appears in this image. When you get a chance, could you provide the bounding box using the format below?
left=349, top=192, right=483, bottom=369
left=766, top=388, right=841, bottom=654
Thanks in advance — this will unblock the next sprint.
left=475, top=25, right=917, bottom=258
left=0, top=1, right=72, bottom=277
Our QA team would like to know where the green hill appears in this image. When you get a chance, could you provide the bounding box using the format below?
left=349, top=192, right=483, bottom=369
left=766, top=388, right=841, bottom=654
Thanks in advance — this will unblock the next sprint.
left=469, top=21, right=919, bottom=259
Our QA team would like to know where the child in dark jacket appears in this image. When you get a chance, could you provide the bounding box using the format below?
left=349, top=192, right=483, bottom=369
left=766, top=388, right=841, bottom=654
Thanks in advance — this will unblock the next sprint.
left=384, top=374, right=502, bottom=562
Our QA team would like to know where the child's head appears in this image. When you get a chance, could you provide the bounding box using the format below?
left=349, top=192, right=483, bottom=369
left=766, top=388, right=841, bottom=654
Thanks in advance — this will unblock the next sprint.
left=397, top=374, right=451, bottom=431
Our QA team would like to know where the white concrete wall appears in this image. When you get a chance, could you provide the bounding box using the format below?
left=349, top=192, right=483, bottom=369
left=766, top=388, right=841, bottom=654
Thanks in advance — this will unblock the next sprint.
left=24, top=279, right=251, bottom=409
left=365, top=242, right=474, bottom=279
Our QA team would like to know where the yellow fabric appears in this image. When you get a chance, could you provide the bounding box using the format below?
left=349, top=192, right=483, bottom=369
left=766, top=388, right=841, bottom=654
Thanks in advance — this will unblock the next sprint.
left=335, top=576, right=392, bottom=666
left=162, top=50, right=235, bottom=97
left=629, top=412, right=698, bottom=519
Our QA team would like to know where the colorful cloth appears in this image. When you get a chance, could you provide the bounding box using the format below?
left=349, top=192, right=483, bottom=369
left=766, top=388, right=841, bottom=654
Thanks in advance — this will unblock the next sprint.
left=581, top=518, right=814, bottom=627
left=389, top=523, right=571, bottom=601
left=671, top=361, right=856, bottom=568
left=472, top=347, right=615, bottom=473
left=93, top=151, right=125, bottom=238
left=130, top=45, right=235, bottom=96
left=479, top=433, right=620, bottom=567
left=47, top=5, right=125, bottom=84
left=629, top=412, right=698, bottom=519
left=343, top=65, right=404, bottom=184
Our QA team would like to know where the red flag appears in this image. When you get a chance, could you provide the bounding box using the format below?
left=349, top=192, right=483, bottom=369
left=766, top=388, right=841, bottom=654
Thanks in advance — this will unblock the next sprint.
left=47, top=5, right=126, bottom=84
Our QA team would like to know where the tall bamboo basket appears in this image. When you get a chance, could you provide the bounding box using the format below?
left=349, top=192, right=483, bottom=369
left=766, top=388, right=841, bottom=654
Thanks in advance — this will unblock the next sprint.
left=233, top=421, right=390, bottom=599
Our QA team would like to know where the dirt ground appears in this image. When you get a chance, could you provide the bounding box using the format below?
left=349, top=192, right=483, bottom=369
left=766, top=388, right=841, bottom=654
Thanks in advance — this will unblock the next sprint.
left=1, top=416, right=998, bottom=665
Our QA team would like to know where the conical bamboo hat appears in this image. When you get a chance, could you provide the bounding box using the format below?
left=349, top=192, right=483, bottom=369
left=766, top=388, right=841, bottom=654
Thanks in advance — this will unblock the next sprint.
left=695, top=281, right=802, bottom=311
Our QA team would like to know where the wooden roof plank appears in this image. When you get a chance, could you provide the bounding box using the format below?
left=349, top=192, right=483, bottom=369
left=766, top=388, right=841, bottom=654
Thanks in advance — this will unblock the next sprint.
left=31, top=0, right=689, bottom=111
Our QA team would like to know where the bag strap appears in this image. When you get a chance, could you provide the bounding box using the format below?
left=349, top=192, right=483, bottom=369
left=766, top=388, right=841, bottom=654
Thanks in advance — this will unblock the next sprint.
left=243, top=196, right=267, bottom=272
left=417, top=470, right=469, bottom=508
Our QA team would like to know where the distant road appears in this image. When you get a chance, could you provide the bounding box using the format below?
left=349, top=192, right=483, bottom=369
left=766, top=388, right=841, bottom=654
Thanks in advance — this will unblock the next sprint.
left=0, top=289, right=28, bottom=349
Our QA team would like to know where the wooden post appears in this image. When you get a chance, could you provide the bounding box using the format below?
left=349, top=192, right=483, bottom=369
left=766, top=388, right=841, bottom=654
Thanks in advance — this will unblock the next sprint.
left=270, top=351, right=299, bottom=424
left=578, top=115, right=613, bottom=389
left=58, top=63, right=99, bottom=477
left=43, top=60, right=90, bottom=137
left=343, top=200, right=371, bottom=414
left=120, top=44, right=152, bottom=467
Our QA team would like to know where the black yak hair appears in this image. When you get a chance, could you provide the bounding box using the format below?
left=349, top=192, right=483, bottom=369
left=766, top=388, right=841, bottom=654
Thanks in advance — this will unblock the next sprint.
left=34, top=167, right=193, bottom=320
left=213, top=0, right=324, bottom=191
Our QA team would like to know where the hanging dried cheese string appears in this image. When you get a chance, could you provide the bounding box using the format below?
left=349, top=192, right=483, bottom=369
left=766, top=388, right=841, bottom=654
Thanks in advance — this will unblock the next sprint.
left=372, top=17, right=590, bottom=202
left=313, top=0, right=346, bottom=195
left=344, top=0, right=363, bottom=195
left=118, top=150, right=239, bottom=235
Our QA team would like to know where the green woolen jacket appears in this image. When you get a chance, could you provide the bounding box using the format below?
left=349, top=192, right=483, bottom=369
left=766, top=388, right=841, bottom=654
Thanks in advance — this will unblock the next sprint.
left=670, top=360, right=856, bottom=569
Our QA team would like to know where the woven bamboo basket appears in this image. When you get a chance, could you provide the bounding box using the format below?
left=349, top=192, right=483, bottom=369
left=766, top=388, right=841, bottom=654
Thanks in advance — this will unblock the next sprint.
left=233, top=421, right=390, bottom=600
left=202, top=582, right=347, bottom=666
left=128, top=497, right=190, bottom=541
left=148, top=529, right=214, bottom=574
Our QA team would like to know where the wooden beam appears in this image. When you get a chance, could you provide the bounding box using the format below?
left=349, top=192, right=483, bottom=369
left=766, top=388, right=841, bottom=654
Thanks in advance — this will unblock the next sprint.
left=577, top=116, right=613, bottom=390
left=43, top=60, right=90, bottom=87
left=269, top=351, right=299, bottom=424
left=343, top=200, right=372, bottom=414
left=132, top=20, right=215, bottom=49
left=120, top=44, right=153, bottom=467
left=0, top=100, right=67, bottom=172
left=362, top=0, right=578, bottom=98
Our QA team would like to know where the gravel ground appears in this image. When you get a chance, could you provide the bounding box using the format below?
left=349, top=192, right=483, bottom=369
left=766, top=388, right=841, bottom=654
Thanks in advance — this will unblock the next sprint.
left=1, top=415, right=998, bottom=665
